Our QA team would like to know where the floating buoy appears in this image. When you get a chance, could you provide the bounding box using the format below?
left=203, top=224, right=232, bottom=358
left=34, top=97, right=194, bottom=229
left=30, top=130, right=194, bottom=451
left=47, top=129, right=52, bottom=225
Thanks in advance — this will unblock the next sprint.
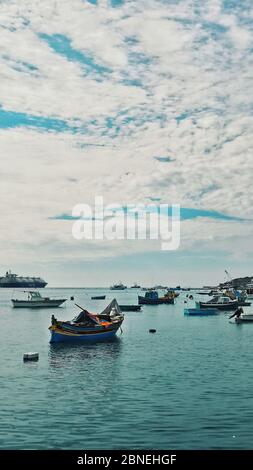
left=23, top=352, right=39, bottom=362
left=149, top=329, right=156, bottom=333
left=70, top=296, right=74, bottom=300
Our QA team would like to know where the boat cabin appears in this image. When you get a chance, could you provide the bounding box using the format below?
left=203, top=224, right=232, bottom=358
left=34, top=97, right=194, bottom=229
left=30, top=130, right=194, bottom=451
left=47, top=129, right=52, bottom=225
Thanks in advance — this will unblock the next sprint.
left=144, top=290, right=159, bottom=300
left=211, top=296, right=234, bottom=304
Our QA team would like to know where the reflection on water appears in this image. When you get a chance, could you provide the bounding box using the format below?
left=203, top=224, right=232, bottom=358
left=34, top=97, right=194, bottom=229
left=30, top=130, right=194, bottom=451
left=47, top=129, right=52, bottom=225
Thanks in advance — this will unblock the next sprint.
left=1, top=287, right=253, bottom=449
left=48, top=336, right=122, bottom=369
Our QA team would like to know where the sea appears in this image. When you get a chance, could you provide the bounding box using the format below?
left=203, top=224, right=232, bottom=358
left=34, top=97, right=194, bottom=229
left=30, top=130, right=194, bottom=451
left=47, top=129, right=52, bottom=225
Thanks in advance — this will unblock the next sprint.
left=0, top=287, right=253, bottom=450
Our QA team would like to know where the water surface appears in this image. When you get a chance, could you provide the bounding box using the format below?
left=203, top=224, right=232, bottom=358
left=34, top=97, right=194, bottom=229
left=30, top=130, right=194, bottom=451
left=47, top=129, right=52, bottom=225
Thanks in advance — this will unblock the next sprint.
left=0, top=288, right=252, bottom=449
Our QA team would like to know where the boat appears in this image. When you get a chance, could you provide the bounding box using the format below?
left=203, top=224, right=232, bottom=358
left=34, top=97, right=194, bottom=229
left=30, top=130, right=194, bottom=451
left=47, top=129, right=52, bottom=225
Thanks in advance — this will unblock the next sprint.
left=91, top=295, right=106, bottom=300
left=138, top=290, right=175, bottom=305
left=209, top=289, right=222, bottom=296
left=0, top=270, right=47, bottom=288
left=224, top=289, right=251, bottom=306
left=196, top=291, right=212, bottom=295
left=119, top=304, right=141, bottom=311
left=238, top=300, right=251, bottom=306
left=184, top=307, right=219, bottom=316
left=235, top=313, right=253, bottom=323
left=49, top=299, right=124, bottom=343
left=12, top=291, right=66, bottom=308
left=130, top=283, right=141, bottom=289
left=246, top=282, right=253, bottom=299
left=110, top=282, right=127, bottom=290
left=196, top=295, right=238, bottom=311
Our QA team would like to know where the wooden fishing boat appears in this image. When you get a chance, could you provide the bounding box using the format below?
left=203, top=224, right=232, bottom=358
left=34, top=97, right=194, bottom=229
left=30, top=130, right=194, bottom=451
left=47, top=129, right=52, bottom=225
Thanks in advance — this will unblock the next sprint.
left=49, top=299, right=124, bottom=343
left=12, top=291, right=66, bottom=308
left=196, top=295, right=238, bottom=311
left=184, top=307, right=219, bottom=316
left=119, top=304, right=141, bottom=312
left=138, top=290, right=175, bottom=305
left=91, top=295, right=106, bottom=300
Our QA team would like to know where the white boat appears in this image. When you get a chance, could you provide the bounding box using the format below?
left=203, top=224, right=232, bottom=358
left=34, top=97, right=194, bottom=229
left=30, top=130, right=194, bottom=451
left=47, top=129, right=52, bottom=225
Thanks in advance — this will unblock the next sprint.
left=12, top=291, right=67, bottom=308
left=235, top=314, right=253, bottom=323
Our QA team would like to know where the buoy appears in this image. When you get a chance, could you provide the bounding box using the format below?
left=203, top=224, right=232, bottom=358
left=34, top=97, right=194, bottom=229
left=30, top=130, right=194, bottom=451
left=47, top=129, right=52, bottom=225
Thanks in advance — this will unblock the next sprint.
left=70, top=296, right=74, bottom=300
left=23, top=352, right=39, bottom=362
left=149, top=329, right=156, bottom=333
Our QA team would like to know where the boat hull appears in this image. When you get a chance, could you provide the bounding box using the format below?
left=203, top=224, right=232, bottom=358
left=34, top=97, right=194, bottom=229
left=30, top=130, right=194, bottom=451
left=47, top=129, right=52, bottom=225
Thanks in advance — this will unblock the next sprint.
left=0, top=281, right=47, bottom=288
left=91, top=296, right=106, bottom=300
left=197, top=301, right=238, bottom=311
left=184, top=308, right=218, bottom=316
left=12, top=299, right=66, bottom=308
left=49, top=325, right=121, bottom=343
left=138, top=296, right=174, bottom=305
left=235, top=315, right=253, bottom=323
left=119, top=305, right=141, bottom=311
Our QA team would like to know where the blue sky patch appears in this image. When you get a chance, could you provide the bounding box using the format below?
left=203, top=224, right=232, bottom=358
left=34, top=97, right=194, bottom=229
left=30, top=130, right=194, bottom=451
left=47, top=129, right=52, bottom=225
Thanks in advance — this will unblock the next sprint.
left=51, top=207, right=244, bottom=223
left=0, top=107, right=74, bottom=132
left=39, top=33, right=111, bottom=76
left=111, top=0, right=125, bottom=6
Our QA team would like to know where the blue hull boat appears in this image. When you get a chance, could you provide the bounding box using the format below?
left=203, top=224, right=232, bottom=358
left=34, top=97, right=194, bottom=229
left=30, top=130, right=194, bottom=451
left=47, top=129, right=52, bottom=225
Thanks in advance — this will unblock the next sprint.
left=184, top=308, right=219, bottom=316
left=50, top=327, right=120, bottom=343
left=49, top=299, right=124, bottom=343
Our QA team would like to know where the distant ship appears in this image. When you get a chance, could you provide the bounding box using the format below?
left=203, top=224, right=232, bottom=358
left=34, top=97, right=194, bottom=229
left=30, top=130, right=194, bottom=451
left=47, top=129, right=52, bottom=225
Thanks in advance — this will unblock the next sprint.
left=130, top=283, right=141, bottom=288
left=110, top=282, right=127, bottom=290
left=0, top=270, right=47, bottom=288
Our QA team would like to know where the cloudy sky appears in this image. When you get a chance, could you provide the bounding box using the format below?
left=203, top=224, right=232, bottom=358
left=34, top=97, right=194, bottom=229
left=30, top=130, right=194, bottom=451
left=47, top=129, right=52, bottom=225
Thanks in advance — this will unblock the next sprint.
left=0, top=0, right=252, bottom=287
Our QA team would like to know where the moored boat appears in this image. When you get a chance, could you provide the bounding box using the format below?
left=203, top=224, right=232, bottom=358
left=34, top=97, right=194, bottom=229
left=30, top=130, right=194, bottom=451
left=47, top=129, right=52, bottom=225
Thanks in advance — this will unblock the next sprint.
left=119, top=304, right=141, bottom=311
left=235, top=314, right=253, bottom=323
left=12, top=291, right=66, bottom=308
left=91, top=295, right=106, bottom=300
left=224, top=288, right=251, bottom=306
left=184, top=307, right=219, bottom=316
left=49, top=299, right=124, bottom=343
left=196, top=295, right=238, bottom=311
left=246, top=281, right=253, bottom=299
left=138, top=290, right=175, bottom=305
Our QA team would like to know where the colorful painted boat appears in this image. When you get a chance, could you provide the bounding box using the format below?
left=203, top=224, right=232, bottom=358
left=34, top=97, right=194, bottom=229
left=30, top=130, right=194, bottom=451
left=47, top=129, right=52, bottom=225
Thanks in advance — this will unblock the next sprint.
left=184, top=308, right=219, bottom=316
left=138, top=290, right=175, bottom=305
left=49, top=299, right=124, bottom=343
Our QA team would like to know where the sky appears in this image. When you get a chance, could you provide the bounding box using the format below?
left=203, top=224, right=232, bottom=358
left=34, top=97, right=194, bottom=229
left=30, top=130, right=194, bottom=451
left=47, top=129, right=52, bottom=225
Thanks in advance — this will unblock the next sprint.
left=0, top=0, right=253, bottom=287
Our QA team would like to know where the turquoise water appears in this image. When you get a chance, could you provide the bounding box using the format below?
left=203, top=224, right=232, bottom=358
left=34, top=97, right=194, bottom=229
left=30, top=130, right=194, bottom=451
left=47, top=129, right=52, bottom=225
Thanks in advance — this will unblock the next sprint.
left=0, top=287, right=253, bottom=450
